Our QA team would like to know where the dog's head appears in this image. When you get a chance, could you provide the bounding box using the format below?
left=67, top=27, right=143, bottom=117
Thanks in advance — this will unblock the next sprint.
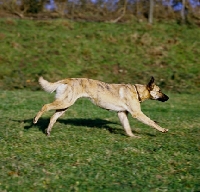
left=147, top=77, right=169, bottom=102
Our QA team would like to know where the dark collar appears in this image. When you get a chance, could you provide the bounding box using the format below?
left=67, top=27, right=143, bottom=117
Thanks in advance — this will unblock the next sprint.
left=134, top=85, right=142, bottom=102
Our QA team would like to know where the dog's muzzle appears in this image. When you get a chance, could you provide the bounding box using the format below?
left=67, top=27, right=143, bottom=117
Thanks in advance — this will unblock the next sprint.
left=158, top=94, right=169, bottom=102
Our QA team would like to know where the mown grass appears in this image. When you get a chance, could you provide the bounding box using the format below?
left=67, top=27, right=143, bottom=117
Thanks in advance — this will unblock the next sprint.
left=0, top=18, right=200, bottom=92
left=0, top=90, right=199, bottom=191
left=0, top=18, right=199, bottom=191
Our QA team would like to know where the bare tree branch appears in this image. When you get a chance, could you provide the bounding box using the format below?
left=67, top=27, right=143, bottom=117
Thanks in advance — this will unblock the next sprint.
left=149, top=0, right=154, bottom=24
left=107, top=0, right=127, bottom=23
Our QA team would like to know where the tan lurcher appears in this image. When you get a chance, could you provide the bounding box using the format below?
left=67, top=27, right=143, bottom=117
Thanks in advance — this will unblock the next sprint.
left=33, top=76, right=169, bottom=137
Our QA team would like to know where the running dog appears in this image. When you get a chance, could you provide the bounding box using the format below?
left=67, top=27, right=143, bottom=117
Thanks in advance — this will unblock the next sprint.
left=33, top=77, right=169, bottom=137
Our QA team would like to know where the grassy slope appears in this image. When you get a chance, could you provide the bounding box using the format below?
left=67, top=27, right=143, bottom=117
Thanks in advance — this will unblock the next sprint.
left=0, top=19, right=200, bottom=191
left=0, top=19, right=200, bottom=92
left=0, top=90, right=200, bottom=191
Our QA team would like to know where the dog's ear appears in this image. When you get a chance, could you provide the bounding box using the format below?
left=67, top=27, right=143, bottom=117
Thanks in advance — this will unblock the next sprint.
left=147, top=76, right=155, bottom=91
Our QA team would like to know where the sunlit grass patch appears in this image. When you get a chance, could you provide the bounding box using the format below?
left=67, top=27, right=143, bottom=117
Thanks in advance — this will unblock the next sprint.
left=0, top=19, right=200, bottom=92
left=0, top=90, right=199, bottom=191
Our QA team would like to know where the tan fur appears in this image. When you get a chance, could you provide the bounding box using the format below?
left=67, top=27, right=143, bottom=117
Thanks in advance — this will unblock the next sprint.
left=33, top=77, right=169, bottom=137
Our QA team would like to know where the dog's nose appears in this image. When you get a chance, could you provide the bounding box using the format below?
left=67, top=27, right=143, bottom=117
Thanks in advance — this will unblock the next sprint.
left=158, top=94, right=169, bottom=102
left=163, top=94, right=169, bottom=102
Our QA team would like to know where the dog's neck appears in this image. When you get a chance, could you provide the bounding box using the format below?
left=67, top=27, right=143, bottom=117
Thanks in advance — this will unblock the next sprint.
left=134, top=84, right=151, bottom=102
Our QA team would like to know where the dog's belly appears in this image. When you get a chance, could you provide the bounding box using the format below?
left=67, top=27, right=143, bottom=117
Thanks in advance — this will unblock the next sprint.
left=100, top=102, right=126, bottom=111
left=90, top=98, right=126, bottom=112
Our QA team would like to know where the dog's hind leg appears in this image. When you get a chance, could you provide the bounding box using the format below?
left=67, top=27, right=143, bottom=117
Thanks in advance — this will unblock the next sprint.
left=132, top=112, right=168, bottom=133
left=33, top=100, right=73, bottom=124
left=46, top=108, right=67, bottom=136
left=118, top=111, right=140, bottom=137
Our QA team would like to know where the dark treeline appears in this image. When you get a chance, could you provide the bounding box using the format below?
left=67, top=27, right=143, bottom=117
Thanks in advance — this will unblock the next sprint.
left=0, top=0, right=199, bottom=24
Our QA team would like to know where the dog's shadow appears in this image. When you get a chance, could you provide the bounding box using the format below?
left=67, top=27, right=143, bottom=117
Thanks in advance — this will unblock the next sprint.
left=22, top=118, right=157, bottom=137
left=23, top=118, right=124, bottom=135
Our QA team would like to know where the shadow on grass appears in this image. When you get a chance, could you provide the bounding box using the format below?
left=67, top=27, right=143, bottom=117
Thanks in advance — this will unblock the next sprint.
left=22, top=118, right=126, bottom=136
left=15, top=118, right=156, bottom=137
left=23, top=118, right=49, bottom=134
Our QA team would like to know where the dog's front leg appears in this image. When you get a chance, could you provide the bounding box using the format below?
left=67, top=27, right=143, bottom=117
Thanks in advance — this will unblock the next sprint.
left=118, top=111, right=139, bottom=137
left=132, top=112, right=168, bottom=133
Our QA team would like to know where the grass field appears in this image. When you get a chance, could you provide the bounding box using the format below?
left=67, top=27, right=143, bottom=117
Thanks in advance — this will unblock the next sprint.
left=0, top=18, right=200, bottom=92
left=0, top=18, right=200, bottom=191
left=0, top=90, right=200, bottom=191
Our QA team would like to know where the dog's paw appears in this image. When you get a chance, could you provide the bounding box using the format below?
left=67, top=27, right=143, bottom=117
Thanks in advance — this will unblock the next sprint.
left=33, top=117, right=37, bottom=124
left=46, top=130, right=51, bottom=136
left=162, top=128, right=168, bottom=133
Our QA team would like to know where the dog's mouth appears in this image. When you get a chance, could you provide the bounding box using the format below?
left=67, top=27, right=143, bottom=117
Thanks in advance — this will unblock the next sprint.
left=157, top=94, right=169, bottom=102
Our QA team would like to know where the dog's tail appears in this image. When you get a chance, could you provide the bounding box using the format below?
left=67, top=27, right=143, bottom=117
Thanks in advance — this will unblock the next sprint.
left=38, top=77, right=61, bottom=93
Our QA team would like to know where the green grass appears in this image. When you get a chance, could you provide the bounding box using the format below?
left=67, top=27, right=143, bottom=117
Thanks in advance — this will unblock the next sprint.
left=0, top=18, right=200, bottom=92
left=0, top=18, right=199, bottom=191
left=0, top=90, right=200, bottom=191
